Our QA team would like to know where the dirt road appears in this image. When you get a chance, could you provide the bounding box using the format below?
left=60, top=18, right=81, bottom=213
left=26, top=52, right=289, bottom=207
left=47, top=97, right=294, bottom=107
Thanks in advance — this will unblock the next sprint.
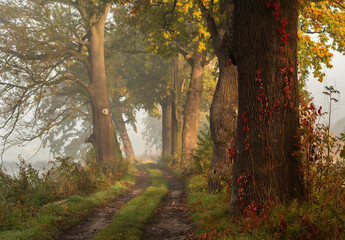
left=142, top=168, right=196, bottom=240
left=55, top=169, right=151, bottom=240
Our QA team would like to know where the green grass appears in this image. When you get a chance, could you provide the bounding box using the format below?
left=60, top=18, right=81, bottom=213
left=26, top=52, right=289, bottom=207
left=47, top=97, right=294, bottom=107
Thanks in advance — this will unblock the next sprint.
left=187, top=175, right=234, bottom=240
left=187, top=174, right=345, bottom=240
left=94, top=168, right=168, bottom=240
left=157, top=160, right=184, bottom=177
left=186, top=175, right=272, bottom=240
left=0, top=169, right=137, bottom=240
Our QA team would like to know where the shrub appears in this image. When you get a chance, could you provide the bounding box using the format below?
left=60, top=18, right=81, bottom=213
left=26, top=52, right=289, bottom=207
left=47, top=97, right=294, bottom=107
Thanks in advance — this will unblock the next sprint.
left=0, top=154, right=130, bottom=232
left=193, top=119, right=213, bottom=175
left=46, top=156, right=96, bottom=197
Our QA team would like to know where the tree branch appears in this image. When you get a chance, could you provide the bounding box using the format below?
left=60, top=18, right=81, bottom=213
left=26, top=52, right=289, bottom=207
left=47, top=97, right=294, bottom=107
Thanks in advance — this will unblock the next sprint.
left=196, top=0, right=219, bottom=49
left=162, top=0, right=178, bottom=29
left=71, top=37, right=90, bottom=47
left=0, top=47, right=53, bottom=61
left=68, top=77, right=91, bottom=92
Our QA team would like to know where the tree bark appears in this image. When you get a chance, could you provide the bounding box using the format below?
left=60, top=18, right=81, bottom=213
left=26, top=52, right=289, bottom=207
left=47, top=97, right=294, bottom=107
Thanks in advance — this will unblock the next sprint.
left=230, top=0, right=304, bottom=213
left=162, top=100, right=173, bottom=159
left=87, top=4, right=123, bottom=167
left=112, top=105, right=136, bottom=162
left=197, top=0, right=238, bottom=193
left=209, top=58, right=238, bottom=192
left=171, top=54, right=184, bottom=159
left=180, top=49, right=206, bottom=169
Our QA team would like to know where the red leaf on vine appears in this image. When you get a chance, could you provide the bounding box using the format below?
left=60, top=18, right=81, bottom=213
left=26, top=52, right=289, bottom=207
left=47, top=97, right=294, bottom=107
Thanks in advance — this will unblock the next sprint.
left=279, top=68, right=286, bottom=74
left=273, top=1, right=280, bottom=9
left=280, top=32, right=289, bottom=45
left=229, top=148, right=235, bottom=164
left=278, top=26, right=285, bottom=33
left=265, top=0, right=272, bottom=8
left=281, top=18, right=288, bottom=27
left=275, top=13, right=281, bottom=21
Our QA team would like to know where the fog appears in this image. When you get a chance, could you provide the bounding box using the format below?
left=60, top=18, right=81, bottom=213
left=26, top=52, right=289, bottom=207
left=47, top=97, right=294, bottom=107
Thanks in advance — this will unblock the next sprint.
left=307, top=51, right=345, bottom=134
left=1, top=110, right=153, bottom=174
left=2, top=52, right=344, bottom=174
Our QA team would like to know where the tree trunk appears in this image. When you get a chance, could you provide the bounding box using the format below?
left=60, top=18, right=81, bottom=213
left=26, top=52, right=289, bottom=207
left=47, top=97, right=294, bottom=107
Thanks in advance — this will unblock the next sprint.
left=230, top=0, right=304, bottom=213
left=202, top=0, right=238, bottom=193
left=113, top=106, right=136, bottom=162
left=162, top=100, right=172, bottom=159
left=171, top=100, right=182, bottom=158
left=180, top=50, right=206, bottom=169
left=87, top=5, right=123, bottom=167
left=171, top=54, right=184, bottom=159
left=209, top=57, right=238, bottom=192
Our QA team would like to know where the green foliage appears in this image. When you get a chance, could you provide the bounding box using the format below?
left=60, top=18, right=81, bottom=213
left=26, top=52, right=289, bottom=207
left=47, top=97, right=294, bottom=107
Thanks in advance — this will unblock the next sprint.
left=187, top=173, right=345, bottom=239
left=0, top=165, right=136, bottom=240
left=94, top=167, right=168, bottom=240
left=186, top=98, right=345, bottom=239
left=187, top=176, right=238, bottom=240
left=0, top=154, right=133, bottom=234
left=299, top=0, right=345, bottom=82
left=193, top=119, right=213, bottom=175
left=262, top=200, right=345, bottom=240
left=161, top=154, right=181, bottom=169
left=131, top=0, right=208, bottom=57
left=0, top=158, right=53, bottom=207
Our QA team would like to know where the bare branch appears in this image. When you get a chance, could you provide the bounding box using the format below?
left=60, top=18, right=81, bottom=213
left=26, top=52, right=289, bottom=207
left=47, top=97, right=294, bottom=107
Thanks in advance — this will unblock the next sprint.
left=68, top=77, right=91, bottom=91
left=71, top=37, right=90, bottom=47
left=0, top=47, right=53, bottom=61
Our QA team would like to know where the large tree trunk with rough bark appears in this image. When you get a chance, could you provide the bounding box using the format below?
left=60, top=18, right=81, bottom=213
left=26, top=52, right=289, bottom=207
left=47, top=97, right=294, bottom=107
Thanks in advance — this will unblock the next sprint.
left=198, top=0, right=238, bottom=193
left=171, top=54, right=184, bottom=159
left=180, top=50, right=206, bottom=169
left=230, top=0, right=304, bottom=214
left=86, top=5, right=122, bottom=167
left=209, top=56, right=238, bottom=192
left=112, top=105, right=135, bottom=162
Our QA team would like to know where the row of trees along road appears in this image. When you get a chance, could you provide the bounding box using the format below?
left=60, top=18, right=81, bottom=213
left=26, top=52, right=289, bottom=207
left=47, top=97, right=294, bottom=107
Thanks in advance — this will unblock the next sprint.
left=0, top=0, right=344, bottom=214
left=129, top=0, right=345, bottom=213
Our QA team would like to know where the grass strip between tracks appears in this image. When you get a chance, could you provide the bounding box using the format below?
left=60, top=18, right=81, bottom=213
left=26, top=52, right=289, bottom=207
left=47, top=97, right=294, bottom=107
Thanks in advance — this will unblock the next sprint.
left=94, top=167, right=168, bottom=240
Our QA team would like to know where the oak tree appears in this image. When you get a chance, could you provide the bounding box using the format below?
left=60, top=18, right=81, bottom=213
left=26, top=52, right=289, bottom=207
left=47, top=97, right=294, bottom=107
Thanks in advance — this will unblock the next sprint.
left=229, top=0, right=304, bottom=213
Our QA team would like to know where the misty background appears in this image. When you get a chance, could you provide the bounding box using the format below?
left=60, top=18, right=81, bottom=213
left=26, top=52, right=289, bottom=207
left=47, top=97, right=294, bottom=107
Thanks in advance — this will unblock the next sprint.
left=2, top=51, right=345, bottom=174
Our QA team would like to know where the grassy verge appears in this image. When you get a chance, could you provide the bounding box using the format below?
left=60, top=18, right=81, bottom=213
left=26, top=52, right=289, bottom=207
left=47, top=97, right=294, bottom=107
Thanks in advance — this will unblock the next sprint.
left=187, top=175, right=271, bottom=239
left=187, top=175, right=345, bottom=240
left=0, top=169, right=137, bottom=240
left=187, top=175, right=241, bottom=240
left=94, top=168, right=168, bottom=240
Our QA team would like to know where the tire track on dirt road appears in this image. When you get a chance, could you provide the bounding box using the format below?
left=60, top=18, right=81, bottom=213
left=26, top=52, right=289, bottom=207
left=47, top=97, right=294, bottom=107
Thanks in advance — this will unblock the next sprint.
left=55, top=168, right=151, bottom=240
left=142, top=168, right=196, bottom=240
